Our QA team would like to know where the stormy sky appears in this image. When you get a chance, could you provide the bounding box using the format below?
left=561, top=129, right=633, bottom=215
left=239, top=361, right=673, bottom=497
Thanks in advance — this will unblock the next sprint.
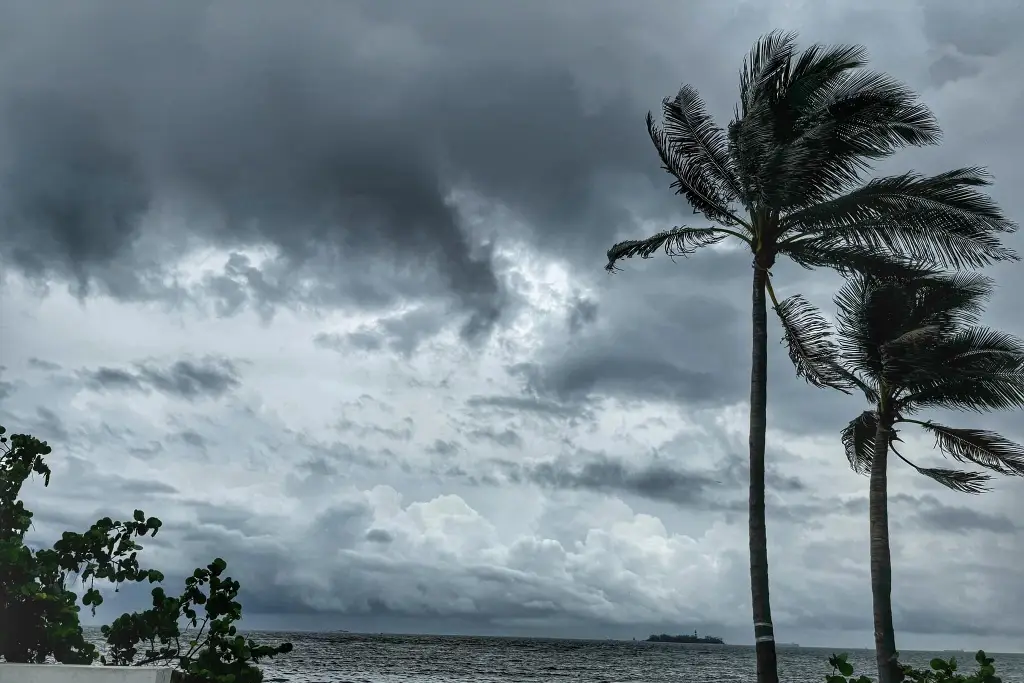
left=2, top=0, right=1024, bottom=651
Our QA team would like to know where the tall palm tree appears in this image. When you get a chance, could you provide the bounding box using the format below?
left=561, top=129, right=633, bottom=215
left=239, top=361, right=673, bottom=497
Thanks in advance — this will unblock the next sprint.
left=604, top=32, right=1018, bottom=683
left=824, top=272, right=1024, bottom=683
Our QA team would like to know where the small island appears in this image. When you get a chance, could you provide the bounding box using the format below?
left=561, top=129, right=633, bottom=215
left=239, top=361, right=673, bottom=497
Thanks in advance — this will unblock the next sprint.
left=646, top=630, right=725, bottom=645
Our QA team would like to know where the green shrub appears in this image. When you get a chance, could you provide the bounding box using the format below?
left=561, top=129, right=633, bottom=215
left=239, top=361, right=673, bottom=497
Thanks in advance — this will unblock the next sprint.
left=0, top=425, right=293, bottom=683
left=826, top=650, right=1003, bottom=683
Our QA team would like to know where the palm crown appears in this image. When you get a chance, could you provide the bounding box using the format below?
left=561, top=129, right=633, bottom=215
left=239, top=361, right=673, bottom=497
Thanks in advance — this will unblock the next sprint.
left=834, top=271, right=1024, bottom=493
left=606, top=32, right=1018, bottom=387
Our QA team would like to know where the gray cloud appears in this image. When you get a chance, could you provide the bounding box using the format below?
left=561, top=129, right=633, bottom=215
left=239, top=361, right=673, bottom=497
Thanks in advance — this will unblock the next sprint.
left=465, top=395, right=586, bottom=421
left=466, top=427, right=523, bottom=449
left=27, top=357, right=61, bottom=371
left=83, top=357, right=241, bottom=400
left=909, top=494, right=1018, bottom=534
left=521, top=455, right=726, bottom=507
left=315, top=306, right=450, bottom=357
left=496, top=452, right=806, bottom=513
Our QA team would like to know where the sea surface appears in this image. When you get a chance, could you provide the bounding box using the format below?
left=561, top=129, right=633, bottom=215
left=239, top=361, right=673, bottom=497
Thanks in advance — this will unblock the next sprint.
left=85, top=630, right=1024, bottom=683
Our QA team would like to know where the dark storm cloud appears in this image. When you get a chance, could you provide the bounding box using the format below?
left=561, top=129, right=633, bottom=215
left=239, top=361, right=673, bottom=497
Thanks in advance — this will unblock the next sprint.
left=84, top=356, right=241, bottom=400
left=909, top=494, right=1018, bottom=534
left=0, top=0, right=743, bottom=333
left=813, top=492, right=1018, bottom=535
left=522, top=455, right=724, bottom=507
left=498, top=451, right=806, bottom=512
left=0, top=1, right=508, bottom=332
left=519, top=284, right=750, bottom=407
left=920, top=0, right=1023, bottom=57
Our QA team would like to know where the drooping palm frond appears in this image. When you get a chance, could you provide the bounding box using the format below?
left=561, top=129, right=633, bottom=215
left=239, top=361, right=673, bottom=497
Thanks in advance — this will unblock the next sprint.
left=841, top=410, right=878, bottom=474
left=774, top=294, right=851, bottom=391
left=781, top=168, right=1019, bottom=269
left=911, top=421, right=1024, bottom=476
left=888, top=442, right=992, bottom=494
left=913, top=467, right=992, bottom=494
left=605, top=226, right=731, bottom=272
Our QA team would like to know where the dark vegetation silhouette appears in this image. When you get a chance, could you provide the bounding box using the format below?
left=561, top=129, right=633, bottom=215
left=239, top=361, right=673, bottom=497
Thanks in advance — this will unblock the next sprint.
left=0, top=426, right=293, bottom=682
left=605, top=30, right=1017, bottom=683
left=646, top=630, right=725, bottom=644
left=826, top=650, right=1005, bottom=683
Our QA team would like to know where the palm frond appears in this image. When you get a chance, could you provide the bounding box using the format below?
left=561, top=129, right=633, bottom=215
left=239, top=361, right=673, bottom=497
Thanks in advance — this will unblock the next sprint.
left=738, top=30, right=798, bottom=116
left=836, top=365, right=881, bottom=404
left=841, top=410, right=878, bottom=474
left=774, top=294, right=851, bottom=391
left=889, top=442, right=992, bottom=494
left=659, top=86, right=744, bottom=207
left=781, top=168, right=1019, bottom=269
left=785, top=42, right=869, bottom=108
left=730, top=31, right=797, bottom=205
left=894, top=327, right=1024, bottom=412
left=606, top=227, right=728, bottom=272
left=903, top=271, right=993, bottom=331
left=647, top=111, right=742, bottom=226
left=768, top=67, right=940, bottom=208
left=784, top=239, right=934, bottom=278
left=913, top=421, right=1024, bottom=476
left=914, top=466, right=992, bottom=494
left=832, top=272, right=997, bottom=385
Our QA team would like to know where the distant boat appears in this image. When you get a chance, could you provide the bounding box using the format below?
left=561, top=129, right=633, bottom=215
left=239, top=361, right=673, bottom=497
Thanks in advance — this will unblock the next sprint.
left=645, top=630, right=725, bottom=645
left=777, top=643, right=800, bottom=648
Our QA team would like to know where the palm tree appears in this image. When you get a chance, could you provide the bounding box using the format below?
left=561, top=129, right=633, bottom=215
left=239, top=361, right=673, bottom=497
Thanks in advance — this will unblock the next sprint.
left=826, top=272, right=1024, bottom=683
left=604, top=32, right=1018, bottom=683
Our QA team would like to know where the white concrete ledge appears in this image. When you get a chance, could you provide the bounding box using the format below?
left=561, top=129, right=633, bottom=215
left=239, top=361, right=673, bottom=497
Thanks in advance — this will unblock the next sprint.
left=0, top=664, right=174, bottom=683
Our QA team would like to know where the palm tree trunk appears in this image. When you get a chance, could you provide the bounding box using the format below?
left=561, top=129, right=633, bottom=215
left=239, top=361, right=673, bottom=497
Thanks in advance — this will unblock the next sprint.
left=870, top=417, right=901, bottom=683
left=749, top=264, right=779, bottom=683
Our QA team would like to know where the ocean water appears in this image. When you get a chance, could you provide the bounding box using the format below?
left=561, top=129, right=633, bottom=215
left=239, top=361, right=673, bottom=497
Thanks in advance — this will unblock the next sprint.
left=81, top=629, right=1024, bottom=682
left=246, top=632, right=1024, bottom=683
